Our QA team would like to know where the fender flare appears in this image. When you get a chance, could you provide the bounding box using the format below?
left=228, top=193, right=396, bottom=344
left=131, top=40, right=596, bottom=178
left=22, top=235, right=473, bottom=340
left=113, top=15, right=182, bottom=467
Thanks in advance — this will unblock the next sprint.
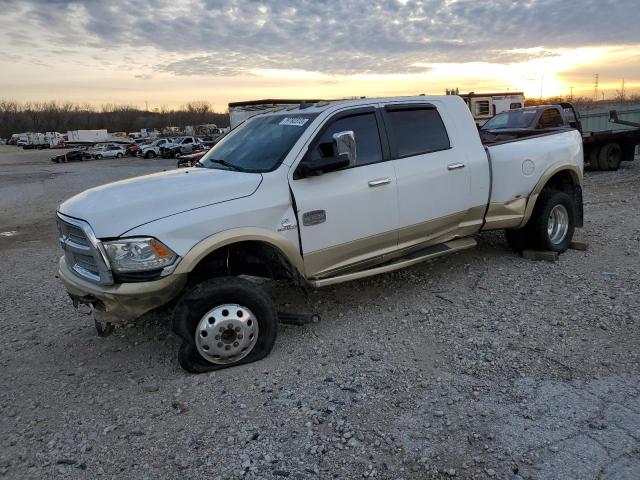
left=519, top=164, right=583, bottom=228
left=173, top=227, right=305, bottom=277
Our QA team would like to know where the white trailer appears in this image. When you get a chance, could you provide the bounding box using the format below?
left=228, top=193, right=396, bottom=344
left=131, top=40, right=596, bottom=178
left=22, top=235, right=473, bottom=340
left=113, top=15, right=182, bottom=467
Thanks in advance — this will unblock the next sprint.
left=454, top=92, right=525, bottom=126
left=67, top=129, right=109, bottom=144
left=228, top=99, right=323, bottom=129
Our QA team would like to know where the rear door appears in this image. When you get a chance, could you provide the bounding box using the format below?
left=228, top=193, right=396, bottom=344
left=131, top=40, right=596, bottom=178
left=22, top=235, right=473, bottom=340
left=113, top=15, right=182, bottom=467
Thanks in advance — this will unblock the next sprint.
left=290, top=107, right=399, bottom=278
left=382, top=103, right=473, bottom=251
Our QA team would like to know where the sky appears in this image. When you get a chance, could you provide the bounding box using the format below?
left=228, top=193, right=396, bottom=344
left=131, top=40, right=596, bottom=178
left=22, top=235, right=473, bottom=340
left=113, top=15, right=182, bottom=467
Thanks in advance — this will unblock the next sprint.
left=1, top=0, right=639, bottom=111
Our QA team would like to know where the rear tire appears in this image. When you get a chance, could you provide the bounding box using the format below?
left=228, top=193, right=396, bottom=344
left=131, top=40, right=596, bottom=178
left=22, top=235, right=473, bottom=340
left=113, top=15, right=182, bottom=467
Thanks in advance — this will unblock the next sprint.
left=525, top=190, right=575, bottom=252
left=95, top=154, right=102, bottom=159
left=172, top=277, right=278, bottom=373
left=598, top=143, right=622, bottom=171
left=117, top=152, right=123, bottom=158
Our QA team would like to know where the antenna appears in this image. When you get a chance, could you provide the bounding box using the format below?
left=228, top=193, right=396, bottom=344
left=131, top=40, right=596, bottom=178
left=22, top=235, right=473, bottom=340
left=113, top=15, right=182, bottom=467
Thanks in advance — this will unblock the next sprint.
left=593, top=73, right=599, bottom=101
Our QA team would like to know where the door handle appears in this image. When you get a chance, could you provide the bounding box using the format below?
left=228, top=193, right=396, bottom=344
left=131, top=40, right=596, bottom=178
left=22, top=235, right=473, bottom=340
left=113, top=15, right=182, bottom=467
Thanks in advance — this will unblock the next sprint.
left=447, top=163, right=466, bottom=170
left=368, top=178, right=391, bottom=187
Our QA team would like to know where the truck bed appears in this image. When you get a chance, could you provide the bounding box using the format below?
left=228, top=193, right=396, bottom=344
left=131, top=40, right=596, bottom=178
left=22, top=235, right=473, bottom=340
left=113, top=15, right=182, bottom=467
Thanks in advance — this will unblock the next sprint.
left=486, top=129, right=583, bottom=206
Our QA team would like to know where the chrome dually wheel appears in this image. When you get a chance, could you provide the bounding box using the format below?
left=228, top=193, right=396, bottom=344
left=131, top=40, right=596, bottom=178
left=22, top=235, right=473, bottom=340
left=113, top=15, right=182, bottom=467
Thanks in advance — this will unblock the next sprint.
left=195, top=304, right=259, bottom=364
left=547, top=204, right=569, bottom=245
left=173, top=277, right=278, bottom=373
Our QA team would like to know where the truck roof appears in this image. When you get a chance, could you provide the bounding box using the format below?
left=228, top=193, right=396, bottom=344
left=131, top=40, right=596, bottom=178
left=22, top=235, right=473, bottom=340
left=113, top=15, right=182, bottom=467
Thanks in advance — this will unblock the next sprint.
left=255, top=95, right=465, bottom=117
left=228, top=99, right=324, bottom=108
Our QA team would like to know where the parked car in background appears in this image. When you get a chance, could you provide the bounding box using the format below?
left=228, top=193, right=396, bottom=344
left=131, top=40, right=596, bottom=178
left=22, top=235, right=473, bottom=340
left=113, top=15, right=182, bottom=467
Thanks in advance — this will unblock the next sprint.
left=91, top=144, right=125, bottom=159
left=126, top=138, right=152, bottom=156
left=50, top=150, right=92, bottom=163
left=139, top=138, right=173, bottom=158
left=159, top=136, right=203, bottom=158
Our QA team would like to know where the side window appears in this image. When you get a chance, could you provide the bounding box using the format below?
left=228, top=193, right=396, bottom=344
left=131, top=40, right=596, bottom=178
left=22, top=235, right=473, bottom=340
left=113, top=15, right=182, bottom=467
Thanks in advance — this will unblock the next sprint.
left=184, top=138, right=193, bottom=144
left=510, top=102, right=522, bottom=109
left=385, top=107, right=450, bottom=158
left=310, top=112, right=382, bottom=166
left=538, top=109, right=563, bottom=128
left=475, top=101, right=490, bottom=116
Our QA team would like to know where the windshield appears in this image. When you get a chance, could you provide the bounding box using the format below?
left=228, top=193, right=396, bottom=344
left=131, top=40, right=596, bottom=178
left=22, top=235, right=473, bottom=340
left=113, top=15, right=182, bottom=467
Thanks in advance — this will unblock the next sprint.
left=482, top=109, right=538, bottom=130
left=199, top=112, right=318, bottom=172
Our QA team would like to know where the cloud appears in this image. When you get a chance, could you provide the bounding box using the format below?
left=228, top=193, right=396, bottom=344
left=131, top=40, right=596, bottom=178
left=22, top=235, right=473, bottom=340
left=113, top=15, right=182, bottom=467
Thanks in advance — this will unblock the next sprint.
left=4, top=0, right=640, bottom=77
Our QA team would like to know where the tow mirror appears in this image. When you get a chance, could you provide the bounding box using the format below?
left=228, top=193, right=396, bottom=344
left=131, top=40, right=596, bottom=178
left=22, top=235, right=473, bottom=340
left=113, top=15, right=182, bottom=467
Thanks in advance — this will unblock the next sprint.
left=332, top=130, right=356, bottom=167
left=293, top=130, right=357, bottom=179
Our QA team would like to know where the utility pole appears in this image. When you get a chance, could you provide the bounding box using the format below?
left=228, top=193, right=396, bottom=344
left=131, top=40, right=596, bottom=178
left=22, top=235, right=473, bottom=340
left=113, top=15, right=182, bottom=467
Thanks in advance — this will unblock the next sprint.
left=594, top=73, right=599, bottom=101
left=569, top=86, right=574, bottom=101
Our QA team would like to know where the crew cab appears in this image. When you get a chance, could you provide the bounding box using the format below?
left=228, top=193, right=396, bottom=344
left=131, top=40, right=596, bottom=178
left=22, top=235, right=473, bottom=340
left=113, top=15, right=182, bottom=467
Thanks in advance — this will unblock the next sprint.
left=56, top=96, right=584, bottom=373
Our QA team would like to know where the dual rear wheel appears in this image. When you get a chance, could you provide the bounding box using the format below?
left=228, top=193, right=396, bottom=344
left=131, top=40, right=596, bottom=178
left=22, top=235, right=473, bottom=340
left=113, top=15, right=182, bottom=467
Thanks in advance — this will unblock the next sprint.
left=505, top=189, right=575, bottom=253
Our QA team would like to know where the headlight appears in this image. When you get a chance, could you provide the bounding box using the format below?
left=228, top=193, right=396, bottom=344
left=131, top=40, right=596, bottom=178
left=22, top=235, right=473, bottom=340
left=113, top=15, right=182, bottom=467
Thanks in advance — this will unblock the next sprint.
left=103, top=238, right=177, bottom=272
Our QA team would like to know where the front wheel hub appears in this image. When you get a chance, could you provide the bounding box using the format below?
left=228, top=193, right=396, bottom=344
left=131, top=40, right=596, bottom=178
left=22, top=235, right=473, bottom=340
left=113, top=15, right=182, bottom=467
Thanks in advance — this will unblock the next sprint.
left=195, top=304, right=258, bottom=364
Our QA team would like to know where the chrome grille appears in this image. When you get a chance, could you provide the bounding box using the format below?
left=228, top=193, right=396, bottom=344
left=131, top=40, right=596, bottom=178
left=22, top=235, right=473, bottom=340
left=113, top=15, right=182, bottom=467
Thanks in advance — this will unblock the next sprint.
left=57, top=214, right=113, bottom=285
left=74, top=253, right=100, bottom=276
left=66, top=224, right=89, bottom=247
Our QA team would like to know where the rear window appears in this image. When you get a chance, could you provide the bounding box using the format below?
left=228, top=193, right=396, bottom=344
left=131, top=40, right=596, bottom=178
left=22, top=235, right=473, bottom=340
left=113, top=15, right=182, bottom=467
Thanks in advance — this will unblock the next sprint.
left=385, top=107, right=450, bottom=158
left=537, top=109, right=564, bottom=128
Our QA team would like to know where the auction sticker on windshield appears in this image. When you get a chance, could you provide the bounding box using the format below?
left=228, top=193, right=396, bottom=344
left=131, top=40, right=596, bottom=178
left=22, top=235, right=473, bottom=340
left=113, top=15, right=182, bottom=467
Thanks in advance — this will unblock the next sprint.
left=279, top=117, right=309, bottom=127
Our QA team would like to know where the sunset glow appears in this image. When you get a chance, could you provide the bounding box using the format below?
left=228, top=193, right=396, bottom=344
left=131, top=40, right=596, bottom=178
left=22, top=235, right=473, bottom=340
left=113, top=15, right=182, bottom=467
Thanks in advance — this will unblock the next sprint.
left=1, top=1, right=639, bottom=110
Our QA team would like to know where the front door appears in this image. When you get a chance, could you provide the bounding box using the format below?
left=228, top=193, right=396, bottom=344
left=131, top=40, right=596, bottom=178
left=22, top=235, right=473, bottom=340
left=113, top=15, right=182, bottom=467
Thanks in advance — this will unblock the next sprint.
left=289, top=108, right=399, bottom=278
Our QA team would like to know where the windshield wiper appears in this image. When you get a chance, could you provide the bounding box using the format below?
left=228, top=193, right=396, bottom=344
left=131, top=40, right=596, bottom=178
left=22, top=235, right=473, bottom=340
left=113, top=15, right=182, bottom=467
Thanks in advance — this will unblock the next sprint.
left=207, top=158, right=244, bottom=171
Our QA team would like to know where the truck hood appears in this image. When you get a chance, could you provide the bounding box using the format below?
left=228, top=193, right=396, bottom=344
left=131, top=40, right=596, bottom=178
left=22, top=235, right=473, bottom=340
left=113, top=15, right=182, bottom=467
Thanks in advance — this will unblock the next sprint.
left=58, top=168, right=262, bottom=238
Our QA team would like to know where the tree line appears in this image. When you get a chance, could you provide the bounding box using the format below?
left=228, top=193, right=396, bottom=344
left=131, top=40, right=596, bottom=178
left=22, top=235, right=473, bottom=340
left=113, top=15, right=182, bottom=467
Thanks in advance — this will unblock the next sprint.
left=524, top=94, right=640, bottom=109
left=0, top=100, right=229, bottom=138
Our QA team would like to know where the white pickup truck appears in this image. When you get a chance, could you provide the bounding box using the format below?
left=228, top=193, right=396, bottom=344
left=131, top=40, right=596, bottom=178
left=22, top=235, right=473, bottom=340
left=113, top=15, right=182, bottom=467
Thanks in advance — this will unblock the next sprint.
left=56, top=96, right=583, bottom=372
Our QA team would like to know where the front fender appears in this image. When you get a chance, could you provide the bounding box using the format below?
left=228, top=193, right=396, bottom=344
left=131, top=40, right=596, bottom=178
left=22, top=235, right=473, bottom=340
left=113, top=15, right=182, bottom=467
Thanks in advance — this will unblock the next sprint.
left=173, top=227, right=305, bottom=277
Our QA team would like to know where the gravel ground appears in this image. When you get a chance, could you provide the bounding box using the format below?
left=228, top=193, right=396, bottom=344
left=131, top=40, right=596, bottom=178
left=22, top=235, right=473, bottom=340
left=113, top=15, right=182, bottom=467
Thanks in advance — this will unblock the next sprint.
left=0, top=146, right=639, bottom=480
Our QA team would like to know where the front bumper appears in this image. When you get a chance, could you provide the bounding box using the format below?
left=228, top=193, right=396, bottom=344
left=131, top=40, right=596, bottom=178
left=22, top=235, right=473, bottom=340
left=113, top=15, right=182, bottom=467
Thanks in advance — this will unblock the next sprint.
left=58, top=256, right=187, bottom=324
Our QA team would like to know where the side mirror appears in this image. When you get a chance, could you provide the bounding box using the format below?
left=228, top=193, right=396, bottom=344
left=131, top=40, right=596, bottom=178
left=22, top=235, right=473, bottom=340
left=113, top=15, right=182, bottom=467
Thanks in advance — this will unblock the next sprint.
left=294, top=130, right=357, bottom=179
left=332, top=130, right=356, bottom=167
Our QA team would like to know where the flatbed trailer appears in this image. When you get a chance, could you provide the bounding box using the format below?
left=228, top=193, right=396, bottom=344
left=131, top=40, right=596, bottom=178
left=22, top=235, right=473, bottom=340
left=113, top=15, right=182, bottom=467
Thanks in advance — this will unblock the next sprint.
left=583, top=111, right=640, bottom=171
